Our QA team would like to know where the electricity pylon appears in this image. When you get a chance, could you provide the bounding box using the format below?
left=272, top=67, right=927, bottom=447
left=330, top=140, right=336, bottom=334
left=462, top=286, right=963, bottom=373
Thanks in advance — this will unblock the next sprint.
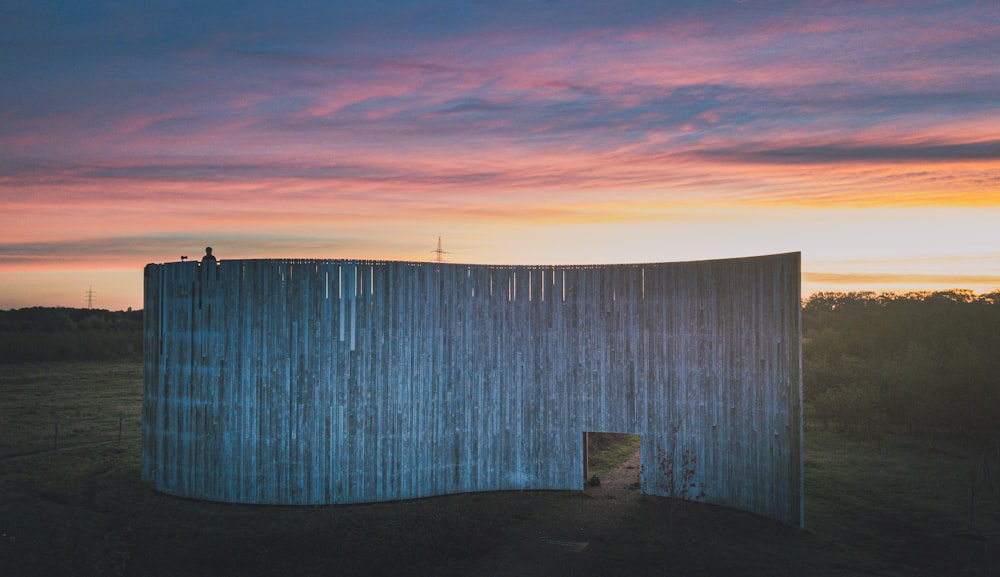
left=431, top=236, right=451, bottom=263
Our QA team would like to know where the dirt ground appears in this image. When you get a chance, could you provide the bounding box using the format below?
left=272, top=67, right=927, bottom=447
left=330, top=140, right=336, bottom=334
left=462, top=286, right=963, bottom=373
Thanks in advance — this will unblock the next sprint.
left=1, top=444, right=650, bottom=577
left=3, top=434, right=998, bottom=576
left=439, top=449, right=644, bottom=577
left=5, top=364, right=999, bottom=576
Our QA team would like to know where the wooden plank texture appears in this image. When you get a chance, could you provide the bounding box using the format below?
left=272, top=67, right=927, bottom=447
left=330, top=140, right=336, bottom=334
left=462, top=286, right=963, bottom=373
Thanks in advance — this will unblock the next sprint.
left=143, top=253, right=803, bottom=525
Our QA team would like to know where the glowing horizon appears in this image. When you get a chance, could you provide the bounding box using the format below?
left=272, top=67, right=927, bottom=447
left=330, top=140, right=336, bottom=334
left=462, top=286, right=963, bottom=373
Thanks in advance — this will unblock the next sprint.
left=2, top=1, right=998, bottom=311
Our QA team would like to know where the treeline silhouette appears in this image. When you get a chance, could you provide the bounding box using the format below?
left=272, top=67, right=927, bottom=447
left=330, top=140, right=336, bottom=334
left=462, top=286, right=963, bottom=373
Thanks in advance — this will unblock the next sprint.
left=0, top=307, right=142, bottom=362
left=803, top=290, right=1000, bottom=445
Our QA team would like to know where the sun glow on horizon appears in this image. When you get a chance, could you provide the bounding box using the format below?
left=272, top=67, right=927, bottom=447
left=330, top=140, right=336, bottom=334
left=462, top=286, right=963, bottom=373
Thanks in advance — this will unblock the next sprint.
left=2, top=2, right=999, bottom=310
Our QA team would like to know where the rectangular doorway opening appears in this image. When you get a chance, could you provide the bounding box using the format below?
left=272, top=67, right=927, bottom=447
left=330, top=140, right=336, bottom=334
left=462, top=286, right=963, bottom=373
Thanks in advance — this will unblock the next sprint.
left=583, top=432, right=641, bottom=489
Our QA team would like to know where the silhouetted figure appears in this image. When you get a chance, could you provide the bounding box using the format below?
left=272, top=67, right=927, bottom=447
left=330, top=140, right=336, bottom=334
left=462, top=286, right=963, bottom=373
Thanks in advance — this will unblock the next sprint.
left=200, top=247, right=218, bottom=283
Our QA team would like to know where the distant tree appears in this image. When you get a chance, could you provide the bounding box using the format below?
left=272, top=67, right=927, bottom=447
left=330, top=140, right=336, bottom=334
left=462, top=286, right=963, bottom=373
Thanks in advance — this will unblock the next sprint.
left=802, top=290, right=1000, bottom=446
left=0, top=307, right=142, bottom=362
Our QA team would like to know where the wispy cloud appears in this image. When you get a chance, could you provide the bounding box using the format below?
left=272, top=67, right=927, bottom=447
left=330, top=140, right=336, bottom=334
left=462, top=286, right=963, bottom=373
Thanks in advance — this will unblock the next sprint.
left=805, top=271, right=1000, bottom=289
left=699, top=140, right=1000, bottom=164
left=0, top=233, right=367, bottom=269
left=2, top=1, right=999, bottom=308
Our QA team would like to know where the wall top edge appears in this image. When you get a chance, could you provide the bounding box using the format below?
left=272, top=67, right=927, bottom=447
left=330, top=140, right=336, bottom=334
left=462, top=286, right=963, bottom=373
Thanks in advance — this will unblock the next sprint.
left=146, top=251, right=801, bottom=269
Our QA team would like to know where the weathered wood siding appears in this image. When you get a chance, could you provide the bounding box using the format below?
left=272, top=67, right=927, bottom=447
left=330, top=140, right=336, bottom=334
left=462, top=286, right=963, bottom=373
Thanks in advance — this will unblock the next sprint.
left=143, top=253, right=802, bottom=525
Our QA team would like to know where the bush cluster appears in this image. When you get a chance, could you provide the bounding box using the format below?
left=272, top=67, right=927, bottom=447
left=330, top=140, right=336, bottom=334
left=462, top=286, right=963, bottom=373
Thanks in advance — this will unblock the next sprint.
left=0, top=307, right=142, bottom=362
left=803, top=290, right=1000, bottom=445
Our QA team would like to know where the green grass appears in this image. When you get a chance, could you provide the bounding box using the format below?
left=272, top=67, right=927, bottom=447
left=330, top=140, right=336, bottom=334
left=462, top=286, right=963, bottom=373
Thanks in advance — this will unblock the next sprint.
left=0, top=362, right=142, bottom=457
left=586, top=431, right=1000, bottom=577
left=586, top=432, right=640, bottom=476
left=800, top=432, right=1000, bottom=576
left=2, top=363, right=998, bottom=576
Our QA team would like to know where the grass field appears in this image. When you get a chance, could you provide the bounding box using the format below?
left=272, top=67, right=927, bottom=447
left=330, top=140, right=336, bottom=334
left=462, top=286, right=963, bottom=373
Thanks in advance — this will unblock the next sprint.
left=1, top=363, right=998, bottom=576
left=0, top=363, right=142, bottom=458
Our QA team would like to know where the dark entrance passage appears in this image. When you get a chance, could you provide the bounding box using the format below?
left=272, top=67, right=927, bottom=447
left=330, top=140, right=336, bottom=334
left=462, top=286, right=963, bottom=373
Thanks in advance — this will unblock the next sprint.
left=583, top=432, right=641, bottom=490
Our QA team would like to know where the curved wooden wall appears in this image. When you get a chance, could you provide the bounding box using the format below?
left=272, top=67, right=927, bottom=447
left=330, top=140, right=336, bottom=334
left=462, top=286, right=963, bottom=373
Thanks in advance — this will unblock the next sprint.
left=142, top=253, right=802, bottom=525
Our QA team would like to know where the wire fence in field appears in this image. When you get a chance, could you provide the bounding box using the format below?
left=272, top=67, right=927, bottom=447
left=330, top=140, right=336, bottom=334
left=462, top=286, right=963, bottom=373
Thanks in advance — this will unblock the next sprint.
left=0, top=362, right=144, bottom=459
left=0, top=414, right=142, bottom=459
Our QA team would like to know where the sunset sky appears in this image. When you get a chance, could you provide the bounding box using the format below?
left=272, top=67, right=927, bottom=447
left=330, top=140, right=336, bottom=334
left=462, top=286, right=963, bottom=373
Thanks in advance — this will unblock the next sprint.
left=2, top=1, right=998, bottom=311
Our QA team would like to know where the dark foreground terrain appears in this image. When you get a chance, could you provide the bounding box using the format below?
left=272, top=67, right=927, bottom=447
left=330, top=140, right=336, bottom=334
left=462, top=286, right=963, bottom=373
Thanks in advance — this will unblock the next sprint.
left=1, top=363, right=998, bottom=576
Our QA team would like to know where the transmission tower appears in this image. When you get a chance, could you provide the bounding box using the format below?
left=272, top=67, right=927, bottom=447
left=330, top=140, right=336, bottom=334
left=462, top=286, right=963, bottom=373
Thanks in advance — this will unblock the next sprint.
left=85, top=285, right=96, bottom=309
left=431, top=236, right=451, bottom=263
